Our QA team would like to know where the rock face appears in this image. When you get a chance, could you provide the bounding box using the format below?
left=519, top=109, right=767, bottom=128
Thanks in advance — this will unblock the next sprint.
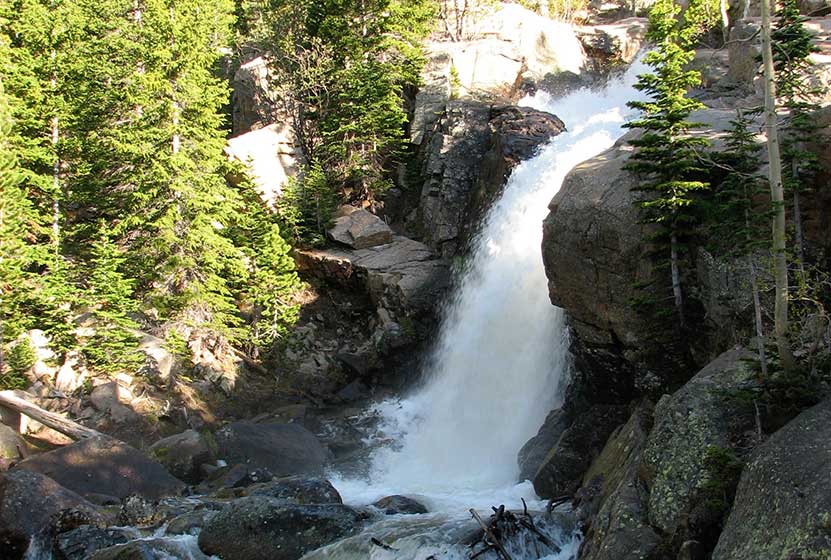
left=428, top=4, right=585, bottom=99
left=225, top=123, right=299, bottom=209
left=641, top=348, right=754, bottom=538
left=713, top=398, right=831, bottom=560
left=569, top=348, right=756, bottom=560
left=215, top=421, right=330, bottom=477
left=576, top=403, right=659, bottom=560
left=149, top=429, right=215, bottom=483
left=198, top=496, right=362, bottom=560
left=532, top=404, right=630, bottom=498
left=328, top=206, right=394, bottom=249
left=399, top=102, right=566, bottom=258
left=0, top=470, right=101, bottom=559
left=15, top=436, right=186, bottom=501
left=578, top=18, right=648, bottom=71
left=231, top=56, right=278, bottom=135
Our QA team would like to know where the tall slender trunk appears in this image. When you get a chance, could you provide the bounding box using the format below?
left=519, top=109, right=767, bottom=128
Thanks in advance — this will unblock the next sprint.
left=720, top=0, right=730, bottom=44
left=744, top=202, right=768, bottom=376
left=50, top=40, right=60, bottom=258
left=170, top=6, right=180, bottom=155
left=792, top=159, right=805, bottom=278
left=760, top=0, right=796, bottom=370
left=670, top=231, right=684, bottom=327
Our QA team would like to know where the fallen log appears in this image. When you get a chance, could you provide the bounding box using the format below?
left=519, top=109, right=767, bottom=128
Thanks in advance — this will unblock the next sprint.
left=0, top=390, right=102, bottom=440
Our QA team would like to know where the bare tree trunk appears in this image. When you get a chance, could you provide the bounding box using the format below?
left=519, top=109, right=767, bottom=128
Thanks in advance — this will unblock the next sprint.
left=720, top=0, right=730, bottom=44
left=0, top=390, right=103, bottom=440
left=745, top=205, right=768, bottom=376
left=760, top=0, right=796, bottom=370
left=670, top=231, right=684, bottom=327
left=50, top=43, right=60, bottom=257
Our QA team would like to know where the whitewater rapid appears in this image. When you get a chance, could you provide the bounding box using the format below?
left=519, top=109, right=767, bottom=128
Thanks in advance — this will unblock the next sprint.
left=328, top=58, right=650, bottom=526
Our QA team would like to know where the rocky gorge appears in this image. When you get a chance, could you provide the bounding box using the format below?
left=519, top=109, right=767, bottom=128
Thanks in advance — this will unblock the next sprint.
left=2, top=2, right=831, bottom=560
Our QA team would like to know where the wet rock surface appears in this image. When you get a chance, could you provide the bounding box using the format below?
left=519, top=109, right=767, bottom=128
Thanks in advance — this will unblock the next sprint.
left=242, top=476, right=343, bottom=504
left=198, top=496, right=363, bottom=560
left=149, top=429, right=215, bottom=484
left=54, top=525, right=134, bottom=560
left=15, top=435, right=186, bottom=501
left=372, top=495, right=429, bottom=515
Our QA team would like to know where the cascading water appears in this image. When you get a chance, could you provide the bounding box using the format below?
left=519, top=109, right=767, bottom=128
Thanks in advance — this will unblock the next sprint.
left=313, top=56, right=651, bottom=558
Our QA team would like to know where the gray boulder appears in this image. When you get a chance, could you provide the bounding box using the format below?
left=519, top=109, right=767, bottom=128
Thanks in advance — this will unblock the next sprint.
left=15, top=436, right=186, bottom=501
left=372, top=495, right=428, bottom=515
left=198, top=496, right=362, bottom=560
left=0, top=470, right=101, bottom=560
left=328, top=207, right=394, bottom=249
left=89, top=537, right=212, bottom=560
left=713, top=398, right=831, bottom=560
left=149, top=429, right=215, bottom=483
left=517, top=407, right=571, bottom=483
left=215, top=421, right=330, bottom=477
left=642, top=348, right=754, bottom=537
left=243, top=476, right=343, bottom=504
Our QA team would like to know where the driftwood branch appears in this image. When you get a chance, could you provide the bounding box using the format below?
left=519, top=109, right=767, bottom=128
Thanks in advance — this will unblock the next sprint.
left=470, top=508, right=513, bottom=560
left=0, top=390, right=102, bottom=440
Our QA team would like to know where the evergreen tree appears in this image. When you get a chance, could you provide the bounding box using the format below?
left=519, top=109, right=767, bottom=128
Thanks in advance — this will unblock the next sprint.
left=80, top=225, right=143, bottom=374
left=625, top=0, right=709, bottom=327
left=713, top=111, right=771, bottom=375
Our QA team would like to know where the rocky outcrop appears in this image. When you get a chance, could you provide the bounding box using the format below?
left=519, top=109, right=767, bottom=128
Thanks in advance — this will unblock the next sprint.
left=532, top=405, right=630, bottom=498
left=231, top=56, right=278, bottom=135
left=0, top=470, right=102, bottom=559
left=198, top=496, right=363, bottom=560
left=296, top=235, right=452, bottom=355
left=396, top=102, right=566, bottom=258
left=713, top=398, right=831, bottom=560
left=15, top=436, right=186, bottom=502
left=225, top=123, right=299, bottom=209
left=214, top=421, right=330, bottom=477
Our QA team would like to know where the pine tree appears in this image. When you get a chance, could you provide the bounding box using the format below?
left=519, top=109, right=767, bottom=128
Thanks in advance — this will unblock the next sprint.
left=772, top=0, right=821, bottom=275
left=625, top=0, right=709, bottom=327
left=713, top=111, right=771, bottom=375
left=80, top=224, right=143, bottom=374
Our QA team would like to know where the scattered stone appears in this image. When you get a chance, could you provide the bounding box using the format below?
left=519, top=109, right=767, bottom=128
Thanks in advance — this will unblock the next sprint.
left=373, top=495, right=428, bottom=515
left=215, top=421, right=330, bottom=477
left=149, top=429, right=215, bottom=483
left=198, top=496, right=362, bottom=560
left=15, top=435, right=186, bottom=501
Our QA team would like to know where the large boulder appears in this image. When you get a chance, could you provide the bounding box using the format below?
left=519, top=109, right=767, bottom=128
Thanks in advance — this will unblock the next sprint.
left=149, top=429, right=215, bottom=484
left=713, top=398, right=831, bottom=560
left=15, top=436, right=186, bottom=501
left=0, top=424, right=25, bottom=463
left=198, top=496, right=362, bottom=560
left=429, top=4, right=585, bottom=99
left=90, top=537, right=212, bottom=560
left=578, top=18, right=648, bottom=71
left=517, top=407, right=571, bottom=482
left=225, top=123, right=298, bottom=209
left=372, top=495, right=429, bottom=515
left=54, top=526, right=133, bottom=560
left=214, top=421, right=330, bottom=477
left=0, top=470, right=102, bottom=559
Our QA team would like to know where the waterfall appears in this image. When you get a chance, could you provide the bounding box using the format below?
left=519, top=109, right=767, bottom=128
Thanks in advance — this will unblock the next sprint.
left=333, top=58, right=649, bottom=515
